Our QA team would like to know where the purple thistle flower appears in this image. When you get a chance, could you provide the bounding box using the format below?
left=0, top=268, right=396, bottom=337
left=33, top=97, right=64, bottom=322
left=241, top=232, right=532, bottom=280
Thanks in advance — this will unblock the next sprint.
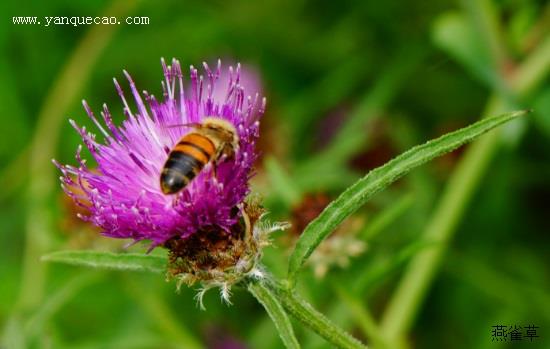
left=54, top=58, right=265, bottom=249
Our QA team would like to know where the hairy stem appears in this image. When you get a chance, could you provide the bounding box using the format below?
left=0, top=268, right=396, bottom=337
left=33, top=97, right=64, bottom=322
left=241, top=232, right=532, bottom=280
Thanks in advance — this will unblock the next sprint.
left=267, top=280, right=368, bottom=349
left=249, top=281, right=301, bottom=349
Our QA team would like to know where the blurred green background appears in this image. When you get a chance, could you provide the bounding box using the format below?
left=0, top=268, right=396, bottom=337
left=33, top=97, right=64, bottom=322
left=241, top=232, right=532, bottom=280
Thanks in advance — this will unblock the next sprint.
left=1, top=0, right=549, bottom=348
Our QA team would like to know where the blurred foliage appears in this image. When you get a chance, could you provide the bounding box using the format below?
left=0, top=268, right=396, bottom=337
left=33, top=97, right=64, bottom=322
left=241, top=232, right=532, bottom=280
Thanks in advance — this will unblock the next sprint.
left=1, top=0, right=549, bottom=348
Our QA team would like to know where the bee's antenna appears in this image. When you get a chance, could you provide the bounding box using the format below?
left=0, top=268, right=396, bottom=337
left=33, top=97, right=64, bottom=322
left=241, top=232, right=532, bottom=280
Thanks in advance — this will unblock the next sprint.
left=165, top=123, right=201, bottom=129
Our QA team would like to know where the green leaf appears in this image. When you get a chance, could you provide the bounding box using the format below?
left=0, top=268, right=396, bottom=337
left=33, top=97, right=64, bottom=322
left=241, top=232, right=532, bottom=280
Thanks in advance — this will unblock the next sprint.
left=248, top=281, right=301, bottom=349
left=287, top=110, right=528, bottom=282
left=41, top=250, right=166, bottom=274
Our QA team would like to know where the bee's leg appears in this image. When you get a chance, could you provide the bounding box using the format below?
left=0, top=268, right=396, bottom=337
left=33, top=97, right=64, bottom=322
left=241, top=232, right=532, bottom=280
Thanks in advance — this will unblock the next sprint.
left=171, top=193, right=180, bottom=207
left=211, top=161, right=218, bottom=181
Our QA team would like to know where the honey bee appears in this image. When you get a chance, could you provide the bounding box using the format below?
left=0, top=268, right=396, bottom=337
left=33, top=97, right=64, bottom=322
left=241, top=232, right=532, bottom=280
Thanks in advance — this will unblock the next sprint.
left=160, top=117, right=239, bottom=195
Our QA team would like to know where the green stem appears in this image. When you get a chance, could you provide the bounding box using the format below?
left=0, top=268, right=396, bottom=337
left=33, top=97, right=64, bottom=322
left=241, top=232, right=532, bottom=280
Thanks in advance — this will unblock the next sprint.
left=379, top=31, right=550, bottom=345
left=268, top=280, right=367, bottom=349
left=248, top=281, right=301, bottom=349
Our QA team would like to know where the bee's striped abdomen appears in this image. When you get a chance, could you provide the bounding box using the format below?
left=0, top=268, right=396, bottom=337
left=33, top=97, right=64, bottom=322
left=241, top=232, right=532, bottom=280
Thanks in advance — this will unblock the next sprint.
left=160, top=133, right=216, bottom=194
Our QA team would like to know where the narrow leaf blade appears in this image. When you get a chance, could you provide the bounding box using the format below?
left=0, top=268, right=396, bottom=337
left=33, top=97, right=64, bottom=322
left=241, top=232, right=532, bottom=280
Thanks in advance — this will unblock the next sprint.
left=248, top=281, right=301, bottom=349
left=42, top=250, right=166, bottom=274
left=288, top=110, right=528, bottom=282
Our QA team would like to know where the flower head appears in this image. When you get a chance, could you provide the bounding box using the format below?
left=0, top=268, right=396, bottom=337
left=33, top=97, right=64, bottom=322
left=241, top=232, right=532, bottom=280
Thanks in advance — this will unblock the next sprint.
left=54, top=59, right=265, bottom=248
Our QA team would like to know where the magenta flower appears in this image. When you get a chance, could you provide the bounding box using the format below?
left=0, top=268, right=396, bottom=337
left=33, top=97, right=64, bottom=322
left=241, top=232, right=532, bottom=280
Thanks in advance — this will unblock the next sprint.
left=54, top=59, right=265, bottom=249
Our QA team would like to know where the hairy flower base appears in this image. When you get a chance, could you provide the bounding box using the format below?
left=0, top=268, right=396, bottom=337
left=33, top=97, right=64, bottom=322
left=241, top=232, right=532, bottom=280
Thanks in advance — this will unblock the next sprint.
left=165, top=197, right=290, bottom=307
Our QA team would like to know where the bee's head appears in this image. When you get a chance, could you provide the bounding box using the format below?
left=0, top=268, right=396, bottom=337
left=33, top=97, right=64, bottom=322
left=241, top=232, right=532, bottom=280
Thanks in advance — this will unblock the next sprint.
left=201, top=117, right=239, bottom=156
